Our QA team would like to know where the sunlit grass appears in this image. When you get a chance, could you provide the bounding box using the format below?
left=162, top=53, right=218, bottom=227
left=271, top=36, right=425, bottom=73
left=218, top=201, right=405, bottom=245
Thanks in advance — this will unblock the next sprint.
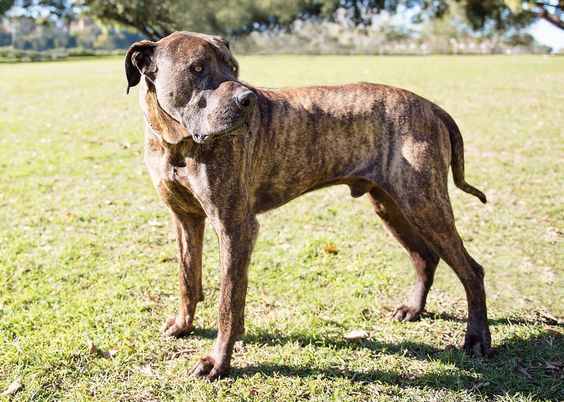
left=0, top=55, right=562, bottom=400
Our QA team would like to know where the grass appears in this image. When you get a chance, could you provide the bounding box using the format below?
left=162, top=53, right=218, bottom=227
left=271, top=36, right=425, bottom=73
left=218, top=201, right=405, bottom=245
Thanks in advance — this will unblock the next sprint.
left=0, top=54, right=562, bottom=401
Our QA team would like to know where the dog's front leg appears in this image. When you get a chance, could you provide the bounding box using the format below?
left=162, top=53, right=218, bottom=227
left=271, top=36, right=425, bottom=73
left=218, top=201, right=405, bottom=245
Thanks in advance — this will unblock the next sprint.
left=190, top=216, right=259, bottom=381
left=161, top=212, right=206, bottom=337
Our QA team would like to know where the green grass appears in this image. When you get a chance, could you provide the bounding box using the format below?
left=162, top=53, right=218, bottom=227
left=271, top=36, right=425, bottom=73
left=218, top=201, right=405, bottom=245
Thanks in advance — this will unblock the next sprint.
left=0, top=54, right=562, bottom=401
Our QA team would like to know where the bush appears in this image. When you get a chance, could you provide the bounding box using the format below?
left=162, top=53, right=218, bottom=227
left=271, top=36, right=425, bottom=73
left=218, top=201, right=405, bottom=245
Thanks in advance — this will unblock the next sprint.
left=66, top=47, right=98, bottom=57
left=0, top=46, right=127, bottom=62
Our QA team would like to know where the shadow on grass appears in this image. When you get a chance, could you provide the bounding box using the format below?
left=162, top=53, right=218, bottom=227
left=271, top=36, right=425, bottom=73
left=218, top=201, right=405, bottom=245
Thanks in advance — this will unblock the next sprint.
left=229, top=328, right=563, bottom=399
left=422, top=311, right=560, bottom=327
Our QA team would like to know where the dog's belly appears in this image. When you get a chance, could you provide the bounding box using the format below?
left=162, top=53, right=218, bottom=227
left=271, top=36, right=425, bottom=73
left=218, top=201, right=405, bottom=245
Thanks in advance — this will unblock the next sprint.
left=251, top=168, right=382, bottom=214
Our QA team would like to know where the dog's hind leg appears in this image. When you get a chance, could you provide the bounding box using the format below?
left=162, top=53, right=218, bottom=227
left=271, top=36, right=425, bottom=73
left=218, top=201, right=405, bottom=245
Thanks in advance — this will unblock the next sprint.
left=368, top=187, right=439, bottom=322
left=391, top=186, right=491, bottom=357
left=161, top=212, right=205, bottom=337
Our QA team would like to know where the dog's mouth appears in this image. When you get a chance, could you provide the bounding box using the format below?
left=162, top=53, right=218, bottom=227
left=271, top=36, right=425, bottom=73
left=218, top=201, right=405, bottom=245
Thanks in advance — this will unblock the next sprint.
left=192, top=121, right=249, bottom=144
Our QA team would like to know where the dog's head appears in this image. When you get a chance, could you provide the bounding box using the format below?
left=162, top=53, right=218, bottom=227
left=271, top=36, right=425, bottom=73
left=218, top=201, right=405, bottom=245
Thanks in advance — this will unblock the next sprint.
left=125, top=32, right=256, bottom=144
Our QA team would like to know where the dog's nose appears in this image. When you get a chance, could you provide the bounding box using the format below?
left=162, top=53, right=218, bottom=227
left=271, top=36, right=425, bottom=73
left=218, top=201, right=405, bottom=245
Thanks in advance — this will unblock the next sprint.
left=235, top=90, right=256, bottom=109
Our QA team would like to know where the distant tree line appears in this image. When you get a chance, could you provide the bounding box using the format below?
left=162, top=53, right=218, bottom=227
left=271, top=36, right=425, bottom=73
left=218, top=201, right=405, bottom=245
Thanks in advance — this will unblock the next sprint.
left=0, top=16, right=144, bottom=50
left=2, top=0, right=563, bottom=39
left=0, top=0, right=560, bottom=55
left=236, top=2, right=550, bottom=55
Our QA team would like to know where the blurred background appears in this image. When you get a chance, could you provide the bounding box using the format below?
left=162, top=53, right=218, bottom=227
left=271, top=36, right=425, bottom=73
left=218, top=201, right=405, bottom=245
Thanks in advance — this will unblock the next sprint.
left=1, top=0, right=563, bottom=61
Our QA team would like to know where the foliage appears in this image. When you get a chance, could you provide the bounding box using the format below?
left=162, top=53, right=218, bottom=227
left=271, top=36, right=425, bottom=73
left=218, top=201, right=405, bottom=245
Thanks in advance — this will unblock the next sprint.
left=79, top=0, right=324, bottom=39
left=507, top=32, right=536, bottom=46
left=2, top=1, right=563, bottom=43
left=79, top=0, right=564, bottom=36
left=0, top=15, right=145, bottom=51
left=0, top=55, right=563, bottom=400
left=79, top=0, right=175, bottom=39
left=236, top=16, right=551, bottom=55
left=500, top=0, right=564, bottom=29
left=0, top=45, right=122, bottom=61
left=0, top=1, right=554, bottom=56
left=234, top=2, right=551, bottom=56
left=0, top=0, right=14, bottom=16
left=3, top=0, right=74, bottom=22
left=0, top=9, right=552, bottom=58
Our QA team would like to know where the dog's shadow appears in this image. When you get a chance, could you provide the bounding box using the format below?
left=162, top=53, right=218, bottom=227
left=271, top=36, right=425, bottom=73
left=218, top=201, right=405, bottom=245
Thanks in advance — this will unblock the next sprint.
left=194, top=317, right=563, bottom=399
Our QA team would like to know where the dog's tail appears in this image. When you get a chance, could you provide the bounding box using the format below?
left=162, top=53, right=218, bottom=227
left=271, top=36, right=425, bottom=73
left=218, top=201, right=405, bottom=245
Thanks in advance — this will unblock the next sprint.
left=435, top=106, right=487, bottom=204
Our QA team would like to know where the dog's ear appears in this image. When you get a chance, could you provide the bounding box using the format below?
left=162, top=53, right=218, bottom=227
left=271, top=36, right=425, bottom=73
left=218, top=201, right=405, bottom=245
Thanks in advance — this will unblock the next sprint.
left=214, top=36, right=231, bottom=51
left=209, top=35, right=239, bottom=78
left=125, top=40, right=158, bottom=94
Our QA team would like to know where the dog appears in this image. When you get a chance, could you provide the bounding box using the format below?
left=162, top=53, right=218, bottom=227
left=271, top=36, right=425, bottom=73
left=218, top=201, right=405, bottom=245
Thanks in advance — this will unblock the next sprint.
left=125, top=31, right=491, bottom=381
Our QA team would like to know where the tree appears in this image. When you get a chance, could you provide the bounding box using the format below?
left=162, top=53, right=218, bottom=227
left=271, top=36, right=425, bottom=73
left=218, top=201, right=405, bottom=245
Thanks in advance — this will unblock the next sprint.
left=80, top=0, right=174, bottom=39
left=78, top=1, right=562, bottom=38
left=501, top=1, right=563, bottom=30
left=0, top=0, right=15, bottom=16
left=78, top=0, right=314, bottom=40
left=2, top=0, right=562, bottom=41
left=313, top=1, right=563, bottom=31
left=5, top=0, right=75, bottom=21
left=462, top=0, right=563, bottom=31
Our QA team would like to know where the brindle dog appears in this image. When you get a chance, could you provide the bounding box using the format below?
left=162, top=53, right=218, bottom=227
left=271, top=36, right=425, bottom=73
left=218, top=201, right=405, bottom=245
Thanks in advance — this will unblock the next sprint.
left=125, top=31, right=491, bottom=381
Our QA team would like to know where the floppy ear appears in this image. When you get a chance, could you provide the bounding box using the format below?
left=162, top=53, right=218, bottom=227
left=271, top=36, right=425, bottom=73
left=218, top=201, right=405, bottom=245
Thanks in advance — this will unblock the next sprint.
left=208, top=35, right=239, bottom=78
left=210, top=35, right=231, bottom=52
left=125, top=40, right=158, bottom=94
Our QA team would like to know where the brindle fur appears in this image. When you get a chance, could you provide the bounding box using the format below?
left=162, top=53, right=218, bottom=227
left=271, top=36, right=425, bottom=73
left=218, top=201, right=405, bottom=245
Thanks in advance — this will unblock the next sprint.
left=125, top=31, right=491, bottom=381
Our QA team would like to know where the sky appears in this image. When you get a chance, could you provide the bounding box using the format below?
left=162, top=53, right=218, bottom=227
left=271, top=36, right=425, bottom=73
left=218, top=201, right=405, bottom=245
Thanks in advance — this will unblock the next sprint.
left=529, top=19, right=564, bottom=51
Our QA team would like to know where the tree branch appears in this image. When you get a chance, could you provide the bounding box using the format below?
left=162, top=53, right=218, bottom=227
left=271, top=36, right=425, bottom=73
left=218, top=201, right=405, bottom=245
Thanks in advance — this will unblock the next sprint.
left=97, top=8, right=162, bottom=40
left=534, top=1, right=563, bottom=9
left=534, top=3, right=564, bottom=30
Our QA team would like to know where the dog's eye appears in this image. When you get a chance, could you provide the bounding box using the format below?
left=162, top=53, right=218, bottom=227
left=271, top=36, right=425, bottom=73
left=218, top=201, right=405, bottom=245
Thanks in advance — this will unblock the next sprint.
left=194, top=66, right=203, bottom=73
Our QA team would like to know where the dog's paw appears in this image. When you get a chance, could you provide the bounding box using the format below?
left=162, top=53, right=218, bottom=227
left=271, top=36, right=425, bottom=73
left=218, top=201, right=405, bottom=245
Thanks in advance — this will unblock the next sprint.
left=160, top=315, right=194, bottom=337
left=464, top=329, right=492, bottom=357
left=189, top=354, right=229, bottom=382
left=392, top=304, right=422, bottom=322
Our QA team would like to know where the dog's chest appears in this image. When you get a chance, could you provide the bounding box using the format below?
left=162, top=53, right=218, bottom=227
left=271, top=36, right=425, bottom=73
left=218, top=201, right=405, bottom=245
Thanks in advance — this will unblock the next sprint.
left=145, top=146, right=207, bottom=211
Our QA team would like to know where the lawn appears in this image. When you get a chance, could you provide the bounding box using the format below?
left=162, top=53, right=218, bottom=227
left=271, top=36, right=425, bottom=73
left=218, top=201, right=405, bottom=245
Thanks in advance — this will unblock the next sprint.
left=0, top=54, right=562, bottom=401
